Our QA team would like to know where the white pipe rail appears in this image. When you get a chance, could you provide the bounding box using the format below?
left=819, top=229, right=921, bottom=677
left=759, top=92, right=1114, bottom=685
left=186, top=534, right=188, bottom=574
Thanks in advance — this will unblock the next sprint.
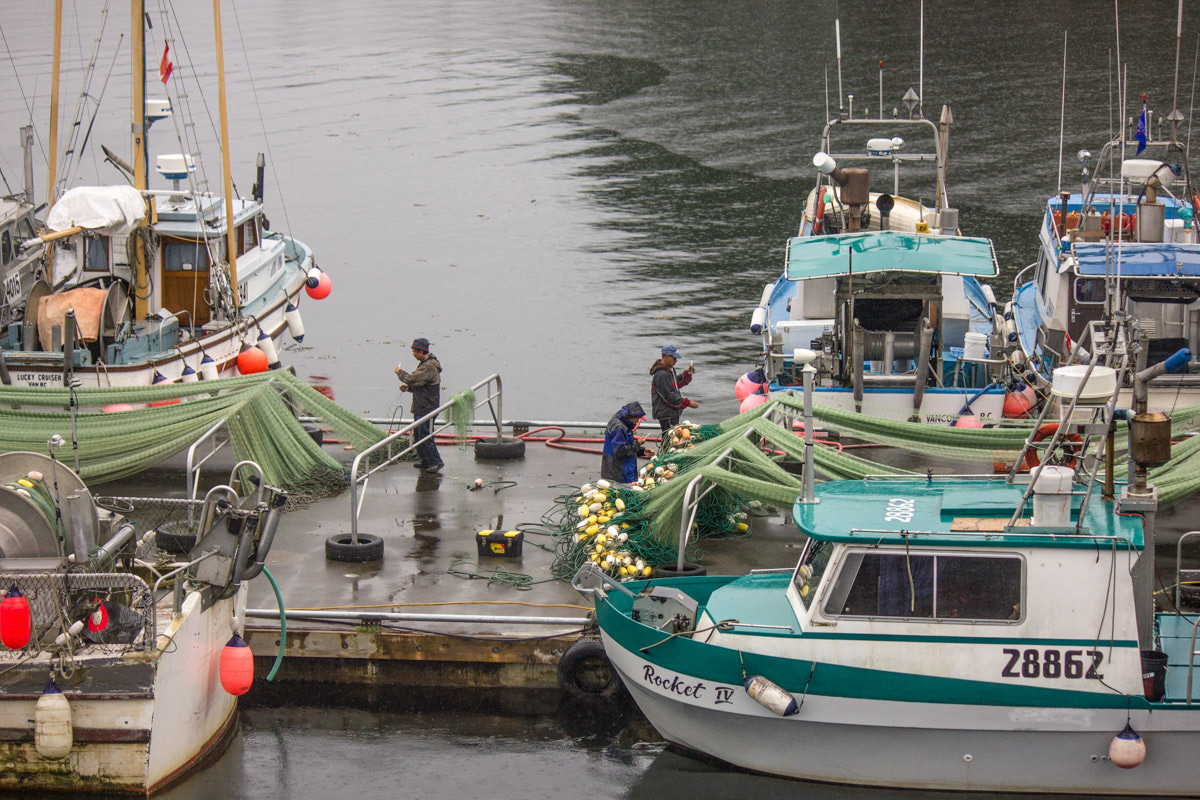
left=246, top=608, right=588, bottom=627
left=347, top=374, right=505, bottom=539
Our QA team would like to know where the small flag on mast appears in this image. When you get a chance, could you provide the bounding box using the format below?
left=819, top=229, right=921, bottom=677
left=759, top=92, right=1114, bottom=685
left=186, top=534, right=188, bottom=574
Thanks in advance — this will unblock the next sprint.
left=159, top=42, right=173, bottom=85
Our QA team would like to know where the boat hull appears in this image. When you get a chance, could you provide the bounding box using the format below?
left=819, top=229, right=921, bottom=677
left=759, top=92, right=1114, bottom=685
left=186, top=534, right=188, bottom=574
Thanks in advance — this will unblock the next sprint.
left=0, top=585, right=247, bottom=794
left=768, top=385, right=1008, bottom=424
left=604, top=633, right=1200, bottom=795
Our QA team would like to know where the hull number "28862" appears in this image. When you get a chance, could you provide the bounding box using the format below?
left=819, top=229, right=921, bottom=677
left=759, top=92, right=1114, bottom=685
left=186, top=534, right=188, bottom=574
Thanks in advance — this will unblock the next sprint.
left=1000, top=648, right=1104, bottom=680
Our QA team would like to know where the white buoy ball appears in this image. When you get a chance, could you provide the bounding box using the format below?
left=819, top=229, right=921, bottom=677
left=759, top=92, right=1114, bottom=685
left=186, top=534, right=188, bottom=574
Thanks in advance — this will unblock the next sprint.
left=1108, top=723, right=1146, bottom=769
left=473, top=478, right=484, bottom=489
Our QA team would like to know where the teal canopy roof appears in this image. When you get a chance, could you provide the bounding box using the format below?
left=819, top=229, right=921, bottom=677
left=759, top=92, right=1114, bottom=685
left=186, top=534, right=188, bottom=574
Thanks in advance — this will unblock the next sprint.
left=785, top=231, right=999, bottom=281
left=793, top=479, right=1142, bottom=550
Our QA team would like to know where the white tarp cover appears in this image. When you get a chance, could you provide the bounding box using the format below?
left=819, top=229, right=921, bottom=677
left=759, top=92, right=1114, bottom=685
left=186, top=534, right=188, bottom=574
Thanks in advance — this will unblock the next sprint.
left=46, top=186, right=146, bottom=235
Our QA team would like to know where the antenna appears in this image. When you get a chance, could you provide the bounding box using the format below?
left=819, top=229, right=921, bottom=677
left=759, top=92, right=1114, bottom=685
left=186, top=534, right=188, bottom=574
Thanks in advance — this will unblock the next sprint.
left=824, top=44, right=830, bottom=123
left=918, top=0, right=924, bottom=118
left=1171, top=0, right=1183, bottom=143
left=835, top=12, right=844, bottom=113
left=1057, top=32, right=1068, bottom=196
left=878, top=60, right=884, bottom=120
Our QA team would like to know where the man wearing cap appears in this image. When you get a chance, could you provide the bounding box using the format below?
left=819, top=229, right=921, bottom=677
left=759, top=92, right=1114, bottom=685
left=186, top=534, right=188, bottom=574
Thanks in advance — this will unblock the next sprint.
left=650, top=345, right=698, bottom=432
left=395, top=338, right=444, bottom=473
left=601, top=401, right=654, bottom=483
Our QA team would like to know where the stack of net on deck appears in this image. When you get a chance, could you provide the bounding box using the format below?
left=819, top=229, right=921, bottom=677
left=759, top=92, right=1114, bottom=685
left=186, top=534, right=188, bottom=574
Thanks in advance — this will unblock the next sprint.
left=798, top=397, right=1200, bottom=506
left=546, top=399, right=918, bottom=582
left=0, top=371, right=386, bottom=498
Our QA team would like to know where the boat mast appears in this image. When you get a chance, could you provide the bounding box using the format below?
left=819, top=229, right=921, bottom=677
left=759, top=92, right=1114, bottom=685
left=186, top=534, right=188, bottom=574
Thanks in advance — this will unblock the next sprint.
left=131, top=0, right=151, bottom=319
left=212, top=0, right=240, bottom=308
left=46, top=0, right=63, bottom=208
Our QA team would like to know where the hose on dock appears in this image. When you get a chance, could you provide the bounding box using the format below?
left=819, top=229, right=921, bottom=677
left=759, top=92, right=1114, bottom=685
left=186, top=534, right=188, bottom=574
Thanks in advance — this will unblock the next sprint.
left=262, top=566, right=286, bottom=681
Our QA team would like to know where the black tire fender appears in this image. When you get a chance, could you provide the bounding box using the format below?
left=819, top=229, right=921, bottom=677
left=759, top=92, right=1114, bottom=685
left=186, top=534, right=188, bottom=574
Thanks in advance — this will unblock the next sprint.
left=651, top=562, right=707, bottom=578
left=474, top=437, right=526, bottom=460
left=154, top=521, right=197, bottom=555
left=325, top=532, right=385, bottom=562
left=557, top=636, right=624, bottom=697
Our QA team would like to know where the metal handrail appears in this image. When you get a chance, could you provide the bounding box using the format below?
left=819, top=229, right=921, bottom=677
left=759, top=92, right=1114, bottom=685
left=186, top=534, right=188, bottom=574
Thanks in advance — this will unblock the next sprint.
left=185, top=417, right=228, bottom=526
left=1176, top=531, right=1200, bottom=609
left=347, top=374, right=505, bottom=539
left=675, top=429, right=760, bottom=571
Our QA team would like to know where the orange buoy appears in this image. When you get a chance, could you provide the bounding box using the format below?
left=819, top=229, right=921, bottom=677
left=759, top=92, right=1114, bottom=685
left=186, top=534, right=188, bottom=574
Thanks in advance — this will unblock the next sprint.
left=306, top=272, right=332, bottom=300
left=236, top=345, right=269, bottom=375
left=1002, top=384, right=1037, bottom=419
left=103, top=403, right=135, bottom=413
left=734, top=371, right=765, bottom=401
left=219, top=633, right=254, bottom=696
left=1023, top=422, right=1083, bottom=470
left=1, top=584, right=32, bottom=650
left=953, top=413, right=982, bottom=428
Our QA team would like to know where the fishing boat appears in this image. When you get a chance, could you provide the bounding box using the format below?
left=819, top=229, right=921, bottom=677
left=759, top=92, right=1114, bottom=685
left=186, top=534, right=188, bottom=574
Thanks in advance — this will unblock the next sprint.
left=0, top=127, right=46, bottom=353
left=0, top=2, right=325, bottom=390
left=743, top=91, right=1021, bottom=425
left=576, top=314, right=1200, bottom=794
left=1008, top=101, right=1200, bottom=412
left=0, top=447, right=285, bottom=793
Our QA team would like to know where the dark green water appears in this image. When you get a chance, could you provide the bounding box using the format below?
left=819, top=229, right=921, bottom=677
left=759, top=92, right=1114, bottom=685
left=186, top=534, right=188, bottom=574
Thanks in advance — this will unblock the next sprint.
left=4, top=2, right=1200, bottom=796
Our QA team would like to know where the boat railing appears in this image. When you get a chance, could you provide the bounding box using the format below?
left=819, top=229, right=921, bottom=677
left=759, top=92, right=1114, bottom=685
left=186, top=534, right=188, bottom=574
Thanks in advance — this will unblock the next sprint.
left=347, top=374, right=505, bottom=539
left=0, top=571, right=155, bottom=653
left=1011, top=261, right=1034, bottom=299
left=1176, top=531, right=1200, bottom=610
left=676, top=428, right=758, bottom=571
left=185, top=417, right=229, bottom=527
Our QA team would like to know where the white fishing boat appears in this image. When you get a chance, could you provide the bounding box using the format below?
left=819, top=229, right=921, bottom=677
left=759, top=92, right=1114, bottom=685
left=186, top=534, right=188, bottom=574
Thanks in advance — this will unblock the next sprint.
left=1009, top=115, right=1200, bottom=412
left=0, top=1, right=325, bottom=390
left=742, top=27, right=1022, bottom=425
left=0, top=448, right=285, bottom=793
left=577, top=313, right=1200, bottom=794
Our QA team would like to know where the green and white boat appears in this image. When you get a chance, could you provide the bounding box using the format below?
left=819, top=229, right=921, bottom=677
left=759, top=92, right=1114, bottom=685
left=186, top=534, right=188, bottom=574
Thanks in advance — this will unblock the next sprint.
left=575, top=319, right=1200, bottom=794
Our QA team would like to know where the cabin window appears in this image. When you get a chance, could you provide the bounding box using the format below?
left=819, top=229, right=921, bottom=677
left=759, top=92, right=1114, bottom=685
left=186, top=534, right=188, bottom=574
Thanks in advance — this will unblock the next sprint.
left=792, top=539, right=832, bottom=609
left=83, top=235, right=109, bottom=272
left=0, top=228, right=11, bottom=266
left=1074, top=277, right=1105, bottom=305
left=236, top=218, right=259, bottom=256
left=163, top=238, right=211, bottom=272
left=15, top=215, right=35, bottom=246
left=823, top=550, right=1022, bottom=622
left=1035, top=252, right=1049, bottom=297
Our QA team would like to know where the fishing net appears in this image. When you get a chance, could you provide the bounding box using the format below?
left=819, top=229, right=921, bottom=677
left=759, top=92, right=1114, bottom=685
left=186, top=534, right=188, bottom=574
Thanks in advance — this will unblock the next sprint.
left=448, top=387, right=477, bottom=441
left=0, top=372, right=386, bottom=496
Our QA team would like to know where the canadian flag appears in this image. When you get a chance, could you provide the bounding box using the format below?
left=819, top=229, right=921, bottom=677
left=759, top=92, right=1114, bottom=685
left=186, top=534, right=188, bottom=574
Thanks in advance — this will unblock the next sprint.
left=159, top=42, right=173, bottom=85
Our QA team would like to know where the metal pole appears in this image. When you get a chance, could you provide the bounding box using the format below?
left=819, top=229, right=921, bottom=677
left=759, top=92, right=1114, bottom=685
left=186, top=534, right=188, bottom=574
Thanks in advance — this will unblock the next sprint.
left=803, top=363, right=816, bottom=504
left=245, top=609, right=588, bottom=626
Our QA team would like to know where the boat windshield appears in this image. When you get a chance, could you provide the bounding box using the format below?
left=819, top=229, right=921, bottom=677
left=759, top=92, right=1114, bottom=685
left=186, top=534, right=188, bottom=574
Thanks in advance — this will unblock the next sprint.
left=792, top=538, right=831, bottom=608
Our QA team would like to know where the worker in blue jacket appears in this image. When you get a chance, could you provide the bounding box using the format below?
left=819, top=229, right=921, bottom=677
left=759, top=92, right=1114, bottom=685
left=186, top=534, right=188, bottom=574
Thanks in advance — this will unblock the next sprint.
left=601, top=401, right=653, bottom=483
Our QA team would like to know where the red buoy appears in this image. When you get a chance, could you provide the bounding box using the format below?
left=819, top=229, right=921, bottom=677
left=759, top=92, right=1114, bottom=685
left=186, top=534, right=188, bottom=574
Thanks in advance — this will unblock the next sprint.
left=219, top=633, right=254, bottom=696
left=1, top=584, right=32, bottom=650
left=953, top=413, right=982, bottom=428
left=86, top=601, right=109, bottom=634
left=236, top=345, right=269, bottom=375
left=306, top=272, right=332, bottom=300
left=739, top=393, right=767, bottom=414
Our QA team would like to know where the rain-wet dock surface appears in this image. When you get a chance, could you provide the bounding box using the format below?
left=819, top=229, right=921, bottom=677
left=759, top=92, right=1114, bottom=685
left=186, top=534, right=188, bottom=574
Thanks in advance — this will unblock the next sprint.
left=217, top=430, right=802, bottom=709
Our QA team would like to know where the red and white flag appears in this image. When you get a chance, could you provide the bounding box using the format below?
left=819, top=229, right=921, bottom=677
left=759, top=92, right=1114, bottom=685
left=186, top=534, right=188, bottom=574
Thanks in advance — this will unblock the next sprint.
left=159, top=42, right=173, bottom=84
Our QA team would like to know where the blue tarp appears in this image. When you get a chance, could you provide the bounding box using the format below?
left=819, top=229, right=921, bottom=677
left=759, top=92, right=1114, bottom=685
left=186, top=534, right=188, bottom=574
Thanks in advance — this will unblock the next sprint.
left=1073, top=242, right=1200, bottom=277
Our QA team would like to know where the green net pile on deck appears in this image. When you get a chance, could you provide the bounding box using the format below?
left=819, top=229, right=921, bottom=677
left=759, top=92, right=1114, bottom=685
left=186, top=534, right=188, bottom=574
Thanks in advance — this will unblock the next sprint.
left=0, top=372, right=388, bottom=497
left=545, top=397, right=1200, bottom=582
left=547, top=401, right=919, bottom=582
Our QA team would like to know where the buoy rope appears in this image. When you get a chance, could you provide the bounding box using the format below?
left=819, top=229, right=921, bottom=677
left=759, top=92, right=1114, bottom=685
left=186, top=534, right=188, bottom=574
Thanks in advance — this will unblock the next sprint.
left=639, top=619, right=737, bottom=654
left=445, top=561, right=556, bottom=591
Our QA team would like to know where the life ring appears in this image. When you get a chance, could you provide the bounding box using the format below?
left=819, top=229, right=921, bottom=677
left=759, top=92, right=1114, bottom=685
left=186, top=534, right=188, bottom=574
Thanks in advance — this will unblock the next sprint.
left=813, top=190, right=826, bottom=235
left=1022, top=423, right=1083, bottom=471
left=557, top=636, right=624, bottom=697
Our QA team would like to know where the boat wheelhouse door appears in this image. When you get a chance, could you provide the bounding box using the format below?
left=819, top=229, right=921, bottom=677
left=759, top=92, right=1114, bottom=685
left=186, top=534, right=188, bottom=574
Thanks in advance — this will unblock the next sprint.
left=160, top=237, right=213, bottom=327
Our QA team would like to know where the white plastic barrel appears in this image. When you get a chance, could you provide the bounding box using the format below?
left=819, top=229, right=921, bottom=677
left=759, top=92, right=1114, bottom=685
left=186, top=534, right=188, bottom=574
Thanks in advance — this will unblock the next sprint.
left=963, top=332, right=988, bottom=360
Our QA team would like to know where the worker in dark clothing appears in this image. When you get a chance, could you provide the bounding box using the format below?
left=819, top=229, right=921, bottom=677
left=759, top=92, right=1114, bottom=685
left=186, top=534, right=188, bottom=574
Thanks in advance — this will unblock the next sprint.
left=650, top=344, right=697, bottom=432
left=395, top=337, right=444, bottom=473
left=601, top=401, right=653, bottom=483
